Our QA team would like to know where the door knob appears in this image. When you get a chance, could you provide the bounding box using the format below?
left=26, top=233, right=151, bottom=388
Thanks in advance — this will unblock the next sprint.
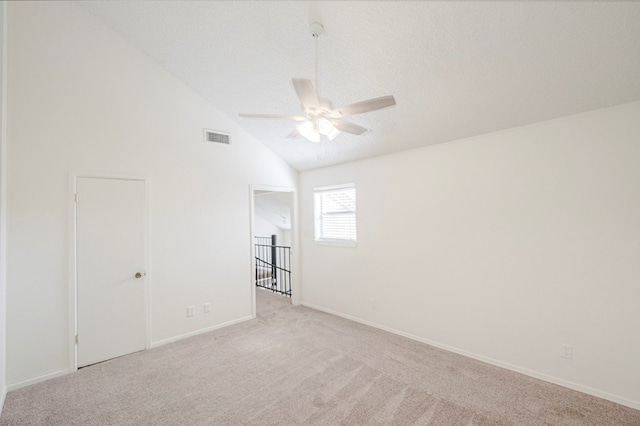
left=135, top=272, right=145, bottom=279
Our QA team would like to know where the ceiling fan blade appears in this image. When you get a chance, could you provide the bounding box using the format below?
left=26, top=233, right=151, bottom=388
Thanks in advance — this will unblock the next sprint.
left=330, top=119, right=368, bottom=135
left=329, top=95, right=396, bottom=118
left=286, top=129, right=300, bottom=139
left=239, top=113, right=306, bottom=121
left=292, top=78, right=319, bottom=108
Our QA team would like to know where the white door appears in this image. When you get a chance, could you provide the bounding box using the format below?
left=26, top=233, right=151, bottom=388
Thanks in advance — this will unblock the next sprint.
left=76, top=177, right=146, bottom=367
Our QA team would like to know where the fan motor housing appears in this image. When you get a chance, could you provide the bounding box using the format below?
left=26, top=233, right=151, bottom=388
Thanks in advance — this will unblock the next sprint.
left=304, top=98, right=333, bottom=118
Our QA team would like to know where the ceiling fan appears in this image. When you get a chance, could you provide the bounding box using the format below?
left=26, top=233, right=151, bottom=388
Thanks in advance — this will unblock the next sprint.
left=239, top=22, right=396, bottom=143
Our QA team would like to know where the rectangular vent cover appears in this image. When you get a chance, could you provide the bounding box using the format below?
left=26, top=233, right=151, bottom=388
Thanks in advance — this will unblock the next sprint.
left=204, top=129, right=230, bottom=145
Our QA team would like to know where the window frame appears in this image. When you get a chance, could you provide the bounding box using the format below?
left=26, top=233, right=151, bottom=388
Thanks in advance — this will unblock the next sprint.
left=313, top=183, right=357, bottom=247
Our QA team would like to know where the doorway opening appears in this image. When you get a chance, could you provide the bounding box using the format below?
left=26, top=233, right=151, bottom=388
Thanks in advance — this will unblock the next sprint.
left=251, top=187, right=295, bottom=317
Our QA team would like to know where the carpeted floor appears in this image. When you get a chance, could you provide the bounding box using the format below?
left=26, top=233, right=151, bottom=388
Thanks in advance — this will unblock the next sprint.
left=2, top=289, right=639, bottom=425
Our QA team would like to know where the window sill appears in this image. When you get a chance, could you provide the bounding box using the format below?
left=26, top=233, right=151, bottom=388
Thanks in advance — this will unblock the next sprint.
left=314, top=239, right=357, bottom=248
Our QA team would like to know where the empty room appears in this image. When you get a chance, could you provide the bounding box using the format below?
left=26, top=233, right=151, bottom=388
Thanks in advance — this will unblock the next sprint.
left=0, top=1, right=639, bottom=424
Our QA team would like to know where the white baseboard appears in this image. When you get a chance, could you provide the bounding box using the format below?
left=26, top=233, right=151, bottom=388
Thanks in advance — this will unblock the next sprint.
left=301, top=301, right=640, bottom=411
left=150, top=315, right=253, bottom=348
left=4, top=317, right=254, bottom=392
left=7, top=368, right=70, bottom=391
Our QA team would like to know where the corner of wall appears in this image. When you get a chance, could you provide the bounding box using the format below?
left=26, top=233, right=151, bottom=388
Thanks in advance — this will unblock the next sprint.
left=0, top=0, right=9, bottom=413
left=0, top=388, right=7, bottom=416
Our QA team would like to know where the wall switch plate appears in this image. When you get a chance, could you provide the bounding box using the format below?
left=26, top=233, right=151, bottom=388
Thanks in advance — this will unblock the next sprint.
left=187, top=305, right=194, bottom=317
left=371, top=297, right=376, bottom=309
left=204, top=303, right=211, bottom=313
left=561, top=344, right=573, bottom=359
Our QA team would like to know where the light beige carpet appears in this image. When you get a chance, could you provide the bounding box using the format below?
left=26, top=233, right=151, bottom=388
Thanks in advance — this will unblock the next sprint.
left=1, top=289, right=639, bottom=425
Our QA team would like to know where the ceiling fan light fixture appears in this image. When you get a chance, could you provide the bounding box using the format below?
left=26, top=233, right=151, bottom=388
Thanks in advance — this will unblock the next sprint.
left=327, top=127, right=340, bottom=141
left=309, top=130, right=321, bottom=143
left=296, top=121, right=311, bottom=138
left=297, top=121, right=321, bottom=143
left=318, top=117, right=340, bottom=141
left=317, top=118, right=333, bottom=135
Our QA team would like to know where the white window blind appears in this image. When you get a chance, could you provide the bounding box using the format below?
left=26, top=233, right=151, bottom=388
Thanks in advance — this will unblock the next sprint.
left=314, top=184, right=357, bottom=243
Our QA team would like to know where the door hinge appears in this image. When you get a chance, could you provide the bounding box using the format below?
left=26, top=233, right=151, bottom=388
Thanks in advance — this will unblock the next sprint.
left=74, top=192, right=79, bottom=203
left=75, top=335, right=78, bottom=344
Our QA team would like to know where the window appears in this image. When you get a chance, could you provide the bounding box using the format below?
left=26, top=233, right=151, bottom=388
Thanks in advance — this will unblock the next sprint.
left=314, top=184, right=357, bottom=244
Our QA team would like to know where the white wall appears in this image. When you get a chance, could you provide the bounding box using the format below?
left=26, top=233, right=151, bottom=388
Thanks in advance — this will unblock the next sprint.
left=0, top=0, right=7, bottom=409
left=254, top=191, right=293, bottom=247
left=254, top=215, right=284, bottom=244
left=6, top=2, right=297, bottom=387
left=299, top=102, right=640, bottom=409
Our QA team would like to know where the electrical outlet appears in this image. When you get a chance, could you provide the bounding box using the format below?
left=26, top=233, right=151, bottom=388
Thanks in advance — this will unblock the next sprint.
left=561, top=344, right=573, bottom=359
left=204, top=303, right=211, bottom=313
left=187, top=305, right=194, bottom=317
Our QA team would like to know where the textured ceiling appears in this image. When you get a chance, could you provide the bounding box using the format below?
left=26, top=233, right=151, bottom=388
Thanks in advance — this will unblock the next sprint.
left=78, top=1, right=640, bottom=171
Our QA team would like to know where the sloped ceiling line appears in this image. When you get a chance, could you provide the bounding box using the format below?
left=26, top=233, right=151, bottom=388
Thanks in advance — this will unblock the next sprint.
left=78, top=1, right=640, bottom=171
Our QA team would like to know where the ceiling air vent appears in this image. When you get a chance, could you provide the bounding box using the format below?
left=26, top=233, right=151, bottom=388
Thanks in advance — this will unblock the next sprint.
left=204, top=129, right=230, bottom=145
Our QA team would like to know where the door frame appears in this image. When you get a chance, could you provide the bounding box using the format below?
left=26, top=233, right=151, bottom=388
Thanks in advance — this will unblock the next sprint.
left=68, top=172, right=151, bottom=371
left=249, top=184, right=299, bottom=317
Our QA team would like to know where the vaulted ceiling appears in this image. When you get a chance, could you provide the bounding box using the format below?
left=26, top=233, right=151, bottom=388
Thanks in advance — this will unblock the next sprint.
left=78, top=1, right=640, bottom=171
